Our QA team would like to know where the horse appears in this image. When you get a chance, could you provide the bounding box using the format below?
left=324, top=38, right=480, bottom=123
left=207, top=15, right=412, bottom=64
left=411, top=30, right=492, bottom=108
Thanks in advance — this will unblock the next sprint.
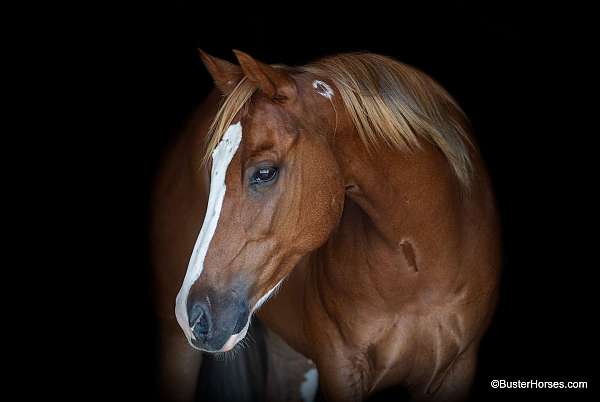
left=151, top=49, right=501, bottom=402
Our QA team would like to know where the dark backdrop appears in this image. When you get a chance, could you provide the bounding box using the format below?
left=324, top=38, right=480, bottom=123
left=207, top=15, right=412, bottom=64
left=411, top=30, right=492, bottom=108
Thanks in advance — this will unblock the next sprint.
left=75, top=2, right=594, bottom=401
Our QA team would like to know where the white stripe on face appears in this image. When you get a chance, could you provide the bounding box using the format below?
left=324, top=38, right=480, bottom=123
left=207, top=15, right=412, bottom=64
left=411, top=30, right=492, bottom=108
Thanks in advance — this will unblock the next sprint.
left=175, top=122, right=243, bottom=348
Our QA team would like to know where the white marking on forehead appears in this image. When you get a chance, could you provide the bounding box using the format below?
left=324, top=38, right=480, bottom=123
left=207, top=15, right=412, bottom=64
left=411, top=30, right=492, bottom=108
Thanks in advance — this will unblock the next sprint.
left=175, top=122, right=243, bottom=347
left=312, top=79, right=334, bottom=99
left=300, top=368, right=319, bottom=402
left=220, top=278, right=284, bottom=352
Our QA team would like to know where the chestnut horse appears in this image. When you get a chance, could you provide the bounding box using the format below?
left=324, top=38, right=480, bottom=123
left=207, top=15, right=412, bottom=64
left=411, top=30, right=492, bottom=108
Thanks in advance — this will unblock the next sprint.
left=152, top=50, right=500, bottom=402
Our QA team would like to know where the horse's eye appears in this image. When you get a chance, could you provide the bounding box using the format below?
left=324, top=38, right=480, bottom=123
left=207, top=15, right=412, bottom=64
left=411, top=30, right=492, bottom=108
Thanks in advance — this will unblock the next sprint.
left=250, top=166, right=279, bottom=185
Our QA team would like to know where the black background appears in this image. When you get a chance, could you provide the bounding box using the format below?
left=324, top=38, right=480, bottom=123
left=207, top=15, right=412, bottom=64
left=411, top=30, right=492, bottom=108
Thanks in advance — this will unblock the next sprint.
left=57, top=2, right=595, bottom=401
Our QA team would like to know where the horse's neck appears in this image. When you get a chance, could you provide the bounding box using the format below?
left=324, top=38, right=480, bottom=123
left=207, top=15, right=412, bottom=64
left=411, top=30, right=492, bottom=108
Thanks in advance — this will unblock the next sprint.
left=313, top=133, right=468, bottom=312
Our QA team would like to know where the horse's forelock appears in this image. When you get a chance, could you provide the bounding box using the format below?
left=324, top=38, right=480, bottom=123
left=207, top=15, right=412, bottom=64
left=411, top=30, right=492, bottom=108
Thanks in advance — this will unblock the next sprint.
left=203, top=77, right=257, bottom=165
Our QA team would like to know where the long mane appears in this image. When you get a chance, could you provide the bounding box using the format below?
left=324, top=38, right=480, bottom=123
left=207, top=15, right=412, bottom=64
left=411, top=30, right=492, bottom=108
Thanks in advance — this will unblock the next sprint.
left=204, top=53, right=474, bottom=186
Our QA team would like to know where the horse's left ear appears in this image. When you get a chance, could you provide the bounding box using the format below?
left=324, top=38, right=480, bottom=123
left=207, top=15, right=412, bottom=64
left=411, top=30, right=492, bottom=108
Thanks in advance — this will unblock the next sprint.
left=233, top=50, right=296, bottom=101
left=198, top=49, right=243, bottom=95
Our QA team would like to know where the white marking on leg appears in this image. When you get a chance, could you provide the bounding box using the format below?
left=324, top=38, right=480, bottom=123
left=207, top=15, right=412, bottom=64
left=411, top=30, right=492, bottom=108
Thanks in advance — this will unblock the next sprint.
left=175, top=122, right=243, bottom=348
left=300, top=367, right=319, bottom=402
left=313, top=80, right=334, bottom=99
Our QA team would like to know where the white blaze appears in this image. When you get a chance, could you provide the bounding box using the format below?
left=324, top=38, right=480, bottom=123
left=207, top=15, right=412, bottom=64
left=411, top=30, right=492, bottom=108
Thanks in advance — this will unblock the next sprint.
left=175, top=122, right=242, bottom=347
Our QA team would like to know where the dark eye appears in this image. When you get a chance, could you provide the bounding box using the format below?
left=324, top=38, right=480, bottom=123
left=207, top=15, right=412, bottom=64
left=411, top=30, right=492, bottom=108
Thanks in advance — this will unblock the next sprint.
left=250, top=166, right=279, bottom=185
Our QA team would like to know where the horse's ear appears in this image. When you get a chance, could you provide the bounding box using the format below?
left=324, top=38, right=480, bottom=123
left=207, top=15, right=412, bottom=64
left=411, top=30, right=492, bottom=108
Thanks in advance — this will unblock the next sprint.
left=232, top=50, right=296, bottom=101
left=198, top=49, right=243, bottom=95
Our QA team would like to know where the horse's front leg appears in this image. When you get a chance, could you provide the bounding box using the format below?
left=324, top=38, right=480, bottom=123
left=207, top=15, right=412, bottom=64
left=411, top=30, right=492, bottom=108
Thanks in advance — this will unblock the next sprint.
left=414, top=344, right=478, bottom=402
left=314, top=347, right=373, bottom=402
left=263, top=328, right=319, bottom=402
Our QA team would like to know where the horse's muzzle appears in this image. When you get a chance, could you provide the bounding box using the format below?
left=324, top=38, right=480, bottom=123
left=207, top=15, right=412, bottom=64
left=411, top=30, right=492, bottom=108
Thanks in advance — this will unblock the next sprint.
left=186, top=293, right=249, bottom=352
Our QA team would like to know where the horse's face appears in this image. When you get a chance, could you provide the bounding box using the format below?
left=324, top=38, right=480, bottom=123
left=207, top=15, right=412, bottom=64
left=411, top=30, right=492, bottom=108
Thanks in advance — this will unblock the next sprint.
left=175, top=50, right=345, bottom=352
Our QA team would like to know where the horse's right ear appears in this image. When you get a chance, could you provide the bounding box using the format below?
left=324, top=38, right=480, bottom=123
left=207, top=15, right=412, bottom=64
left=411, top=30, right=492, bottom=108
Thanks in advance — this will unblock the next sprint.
left=198, top=49, right=243, bottom=95
left=233, top=50, right=296, bottom=101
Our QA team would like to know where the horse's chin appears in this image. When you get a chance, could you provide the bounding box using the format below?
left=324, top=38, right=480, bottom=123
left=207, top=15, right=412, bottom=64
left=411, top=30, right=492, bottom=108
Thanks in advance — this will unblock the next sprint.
left=219, top=320, right=251, bottom=352
left=188, top=322, right=251, bottom=353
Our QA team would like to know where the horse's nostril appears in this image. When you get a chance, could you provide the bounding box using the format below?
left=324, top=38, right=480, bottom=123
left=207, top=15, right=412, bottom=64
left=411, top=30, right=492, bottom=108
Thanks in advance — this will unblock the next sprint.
left=188, top=303, right=204, bottom=327
left=189, top=303, right=211, bottom=341
left=192, top=314, right=210, bottom=340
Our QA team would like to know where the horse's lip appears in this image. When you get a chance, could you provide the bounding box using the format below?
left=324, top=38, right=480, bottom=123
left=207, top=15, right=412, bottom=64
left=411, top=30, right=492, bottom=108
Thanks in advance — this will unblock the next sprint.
left=232, top=311, right=249, bottom=334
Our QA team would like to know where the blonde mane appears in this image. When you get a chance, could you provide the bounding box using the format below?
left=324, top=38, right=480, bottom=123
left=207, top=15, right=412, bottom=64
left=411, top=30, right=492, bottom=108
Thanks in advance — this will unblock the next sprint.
left=204, top=53, right=474, bottom=186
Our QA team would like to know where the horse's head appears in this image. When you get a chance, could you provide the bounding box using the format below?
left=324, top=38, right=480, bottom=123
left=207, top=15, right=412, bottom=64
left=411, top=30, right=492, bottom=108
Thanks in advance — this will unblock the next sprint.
left=175, top=50, right=345, bottom=352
